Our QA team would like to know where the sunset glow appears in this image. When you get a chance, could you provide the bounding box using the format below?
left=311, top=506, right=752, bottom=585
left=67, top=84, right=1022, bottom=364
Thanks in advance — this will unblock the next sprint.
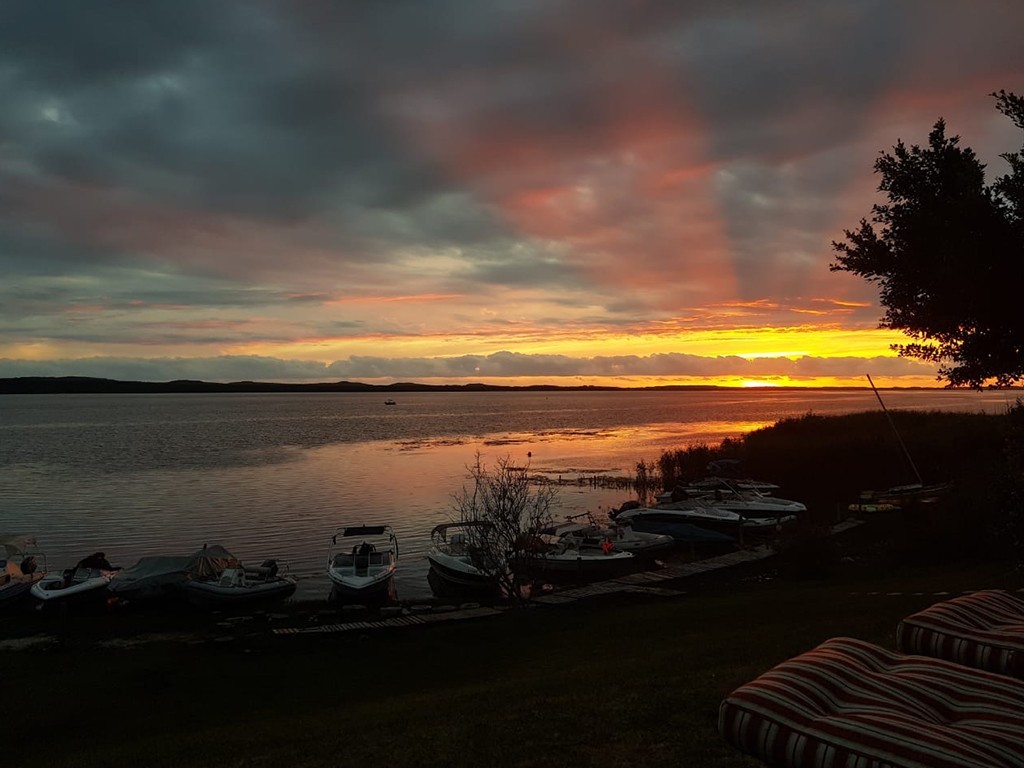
left=1, top=3, right=1021, bottom=386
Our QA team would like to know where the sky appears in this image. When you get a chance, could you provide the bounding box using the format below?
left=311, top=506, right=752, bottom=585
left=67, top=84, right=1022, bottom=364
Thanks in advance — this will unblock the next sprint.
left=2, top=1, right=1023, bottom=388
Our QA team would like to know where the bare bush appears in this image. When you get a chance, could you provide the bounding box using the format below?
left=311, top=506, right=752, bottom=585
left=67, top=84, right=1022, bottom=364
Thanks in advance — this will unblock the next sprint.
left=449, top=452, right=558, bottom=603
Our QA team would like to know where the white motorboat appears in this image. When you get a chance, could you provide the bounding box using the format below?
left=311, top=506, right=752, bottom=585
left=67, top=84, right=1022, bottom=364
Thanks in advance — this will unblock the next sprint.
left=622, top=517, right=737, bottom=545
left=31, top=551, right=122, bottom=605
left=613, top=501, right=796, bottom=535
left=539, top=516, right=674, bottom=558
left=655, top=476, right=782, bottom=503
left=31, top=567, right=116, bottom=604
left=179, top=544, right=296, bottom=609
left=0, top=535, right=46, bottom=609
left=426, top=521, right=503, bottom=590
left=655, top=479, right=805, bottom=517
left=327, top=525, right=398, bottom=600
left=513, top=534, right=636, bottom=581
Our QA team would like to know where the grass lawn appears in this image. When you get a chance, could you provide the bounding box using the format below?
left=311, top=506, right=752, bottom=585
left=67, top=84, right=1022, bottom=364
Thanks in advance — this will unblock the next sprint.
left=4, top=545, right=1021, bottom=768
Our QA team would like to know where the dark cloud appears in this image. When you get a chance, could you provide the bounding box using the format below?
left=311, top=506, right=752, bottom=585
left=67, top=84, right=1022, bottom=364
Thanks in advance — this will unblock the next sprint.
left=1, top=1, right=1021, bottom=380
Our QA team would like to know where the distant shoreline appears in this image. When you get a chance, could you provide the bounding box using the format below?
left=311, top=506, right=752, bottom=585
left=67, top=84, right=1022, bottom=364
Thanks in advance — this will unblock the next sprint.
left=0, top=375, right=979, bottom=395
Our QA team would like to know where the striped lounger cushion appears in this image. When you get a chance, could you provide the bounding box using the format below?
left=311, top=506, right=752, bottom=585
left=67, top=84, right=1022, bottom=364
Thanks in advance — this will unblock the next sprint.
left=897, top=589, right=1024, bottom=678
left=718, top=636, right=1024, bottom=768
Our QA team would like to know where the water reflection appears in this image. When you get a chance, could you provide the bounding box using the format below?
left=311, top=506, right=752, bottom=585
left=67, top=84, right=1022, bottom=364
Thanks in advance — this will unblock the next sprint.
left=1, top=389, right=1013, bottom=603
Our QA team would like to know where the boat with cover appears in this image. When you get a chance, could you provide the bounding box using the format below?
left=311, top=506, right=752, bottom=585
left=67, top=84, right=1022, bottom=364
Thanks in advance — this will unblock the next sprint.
left=0, top=535, right=46, bottom=609
left=109, top=552, right=199, bottom=606
left=327, top=525, right=398, bottom=599
left=426, top=521, right=503, bottom=589
left=180, top=544, right=296, bottom=608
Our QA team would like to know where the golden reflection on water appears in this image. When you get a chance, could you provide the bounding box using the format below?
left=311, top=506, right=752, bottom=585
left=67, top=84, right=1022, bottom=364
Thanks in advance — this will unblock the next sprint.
left=6, top=387, right=1012, bottom=602
left=0, top=411, right=782, bottom=603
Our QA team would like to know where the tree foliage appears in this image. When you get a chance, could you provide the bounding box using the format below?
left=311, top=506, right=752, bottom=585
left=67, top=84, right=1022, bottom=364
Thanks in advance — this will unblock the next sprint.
left=449, top=453, right=557, bottom=603
left=831, top=90, right=1024, bottom=387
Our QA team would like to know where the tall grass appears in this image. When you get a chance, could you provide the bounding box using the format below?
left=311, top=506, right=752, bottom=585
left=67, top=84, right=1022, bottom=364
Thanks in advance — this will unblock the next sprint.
left=650, top=407, right=1024, bottom=568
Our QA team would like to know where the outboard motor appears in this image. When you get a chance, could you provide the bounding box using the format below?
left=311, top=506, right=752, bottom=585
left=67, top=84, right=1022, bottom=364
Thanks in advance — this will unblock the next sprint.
left=259, top=559, right=279, bottom=578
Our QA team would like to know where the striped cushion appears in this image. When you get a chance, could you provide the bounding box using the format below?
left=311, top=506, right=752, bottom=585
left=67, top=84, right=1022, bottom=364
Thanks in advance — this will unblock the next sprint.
left=718, top=636, right=1024, bottom=768
left=897, top=590, right=1024, bottom=678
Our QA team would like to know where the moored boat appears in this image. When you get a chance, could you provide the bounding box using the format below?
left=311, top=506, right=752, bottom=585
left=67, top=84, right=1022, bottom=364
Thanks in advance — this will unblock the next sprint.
left=847, top=481, right=950, bottom=514
left=613, top=501, right=795, bottom=535
left=31, top=567, right=116, bottom=605
left=512, top=534, right=636, bottom=582
left=30, top=551, right=121, bottom=605
left=107, top=553, right=194, bottom=604
left=654, top=479, right=805, bottom=518
left=426, top=521, right=502, bottom=590
left=327, top=525, right=398, bottom=600
left=655, top=476, right=782, bottom=504
left=539, top=515, right=674, bottom=558
left=621, top=518, right=736, bottom=545
left=179, top=544, right=296, bottom=609
left=0, top=535, right=46, bottom=609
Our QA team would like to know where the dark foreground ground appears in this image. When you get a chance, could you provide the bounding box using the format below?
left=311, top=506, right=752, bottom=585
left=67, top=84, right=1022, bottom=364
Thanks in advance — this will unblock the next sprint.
left=3, top=516, right=1022, bottom=768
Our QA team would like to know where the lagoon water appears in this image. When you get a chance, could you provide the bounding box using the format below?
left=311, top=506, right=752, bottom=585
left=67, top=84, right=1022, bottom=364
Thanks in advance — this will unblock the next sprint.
left=0, top=388, right=1015, bottom=601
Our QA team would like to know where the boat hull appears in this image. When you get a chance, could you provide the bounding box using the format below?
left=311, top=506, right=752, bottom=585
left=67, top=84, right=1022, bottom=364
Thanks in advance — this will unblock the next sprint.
left=0, top=574, right=43, bottom=608
left=327, top=569, right=394, bottom=600
left=512, top=551, right=636, bottom=582
left=30, top=570, right=114, bottom=604
left=617, top=505, right=794, bottom=535
left=181, top=578, right=297, bottom=609
left=426, top=552, right=498, bottom=589
left=626, top=519, right=736, bottom=545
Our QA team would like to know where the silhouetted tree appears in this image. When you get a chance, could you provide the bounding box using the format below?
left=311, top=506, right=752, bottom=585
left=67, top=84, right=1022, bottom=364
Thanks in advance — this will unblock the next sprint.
left=831, top=90, right=1024, bottom=387
left=449, top=453, right=557, bottom=603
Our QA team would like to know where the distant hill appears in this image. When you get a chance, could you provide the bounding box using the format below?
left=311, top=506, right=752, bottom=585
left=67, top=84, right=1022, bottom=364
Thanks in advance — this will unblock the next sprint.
left=0, top=376, right=934, bottom=395
left=0, top=376, right=732, bottom=395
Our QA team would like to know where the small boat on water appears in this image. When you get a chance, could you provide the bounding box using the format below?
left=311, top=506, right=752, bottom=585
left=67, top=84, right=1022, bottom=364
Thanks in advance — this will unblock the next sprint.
left=539, top=515, right=675, bottom=558
left=179, top=544, right=296, bottom=609
left=384, top=399, right=397, bottom=406
left=618, top=518, right=736, bottom=546
left=850, top=482, right=951, bottom=513
left=655, top=476, right=782, bottom=504
left=108, top=550, right=203, bottom=604
left=654, top=479, right=805, bottom=518
left=327, top=525, right=398, bottom=600
left=181, top=544, right=296, bottom=610
left=0, top=535, right=46, bottom=609
left=426, top=521, right=503, bottom=590
left=32, top=568, right=116, bottom=605
left=182, top=565, right=296, bottom=608
left=513, top=534, right=636, bottom=582
left=613, top=501, right=795, bottom=535
left=31, top=552, right=122, bottom=605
